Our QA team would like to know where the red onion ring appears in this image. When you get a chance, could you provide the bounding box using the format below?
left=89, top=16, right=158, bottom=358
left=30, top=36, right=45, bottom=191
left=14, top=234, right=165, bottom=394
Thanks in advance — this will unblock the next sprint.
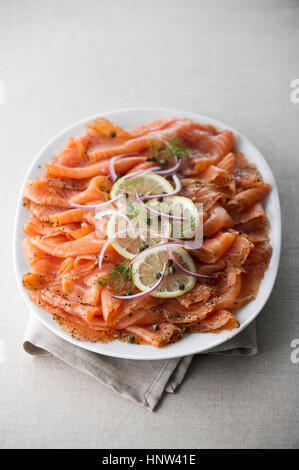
left=122, top=166, right=161, bottom=182
left=135, top=175, right=182, bottom=202
left=155, top=157, right=182, bottom=176
left=94, top=209, right=137, bottom=237
left=112, top=263, right=167, bottom=300
left=109, top=153, right=139, bottom=182
left=98, top=237, right=112, bottom=271
left=129, top=241, right=184, bottom=264
left=166, top=245, right=217, bottom=280
left=98, top=228, right=131, bottom=270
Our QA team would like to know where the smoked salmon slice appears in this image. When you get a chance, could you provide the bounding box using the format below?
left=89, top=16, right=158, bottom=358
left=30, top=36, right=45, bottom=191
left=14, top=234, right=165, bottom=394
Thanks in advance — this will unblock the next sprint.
left=31, top=287, right=102, bottom=324
left=124, top=323, right=182, bottom=348
left=219, top=234, right=254, bottom=267
left=203, top=205, right=234, bottom=237
left=29, top=231, right=107, bottom=257
left=101, top=287, right=124, bottom=325
left=195, top=232, right=237, bottom=263
left=217, top=152, right=235, bottom=174
left=189, top=309, right=239, bottom=333
left=227, top=183, right=271, bottom=212
left=181, top=129, right=234, bottom=174
left=128, top=117, right=178, bottom=137
left=24, top=180, right=78, bottom=208
left=45, top=155, right=147, bottom=179
left=163, top=299, right=214, bottom=323
left=25, top=201, right=86, bottom=226
left=70, top=176, right=111, bottom=205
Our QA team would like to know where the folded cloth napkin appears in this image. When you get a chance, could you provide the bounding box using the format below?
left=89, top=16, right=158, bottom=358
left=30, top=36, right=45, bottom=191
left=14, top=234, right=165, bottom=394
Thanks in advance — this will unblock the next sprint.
left=23, top=313, right=258, bottom=410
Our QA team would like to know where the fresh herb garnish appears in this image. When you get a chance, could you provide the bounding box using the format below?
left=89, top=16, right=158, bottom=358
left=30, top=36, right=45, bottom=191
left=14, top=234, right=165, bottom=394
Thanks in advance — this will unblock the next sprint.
left=149, top=140, right=164, bottom=160
left=149, top=135, right=188, bottom=161
left=163, top=136, right=188, bottom=160
left=97, top=262, right=133, bottom=292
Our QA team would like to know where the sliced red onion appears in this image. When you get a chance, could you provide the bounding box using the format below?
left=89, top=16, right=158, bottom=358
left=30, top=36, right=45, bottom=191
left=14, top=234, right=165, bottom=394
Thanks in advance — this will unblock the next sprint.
left=109, top=153, right=139, bottom=182
left=134, top=193, right=186, bottom=221
left=135, top=174, right=182, bottom=202
left=112, top=263, right=167, bottom=300
left=155, top=157, right=181, bottom=176
left=129, top=239, right=217, bottom=279
left=130, top=241, right=184, bottom=264
left=125, top=229, right=203, bottom=265
left=181, top=240, right=203, bottom=250
left=98, top=228, right=129, bottom=270
left=98, top=237, right=112, bottom=271
left=94, top=209, right=137, bottom=237
left=94, top=209, right=117, bottom=219
left=98, top=220, right=147, bottom=271
left=71, top=194, right=122, bottom=211
left=122, top=166, right=161, bottom=181
left=166, top=245, right=217, bottom=280
left=122, top=150, right=180, bottom=181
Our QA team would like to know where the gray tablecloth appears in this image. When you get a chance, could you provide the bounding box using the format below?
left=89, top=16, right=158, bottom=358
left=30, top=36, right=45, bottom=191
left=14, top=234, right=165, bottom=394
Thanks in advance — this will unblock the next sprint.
left=1, top=0, right=299, bottom=448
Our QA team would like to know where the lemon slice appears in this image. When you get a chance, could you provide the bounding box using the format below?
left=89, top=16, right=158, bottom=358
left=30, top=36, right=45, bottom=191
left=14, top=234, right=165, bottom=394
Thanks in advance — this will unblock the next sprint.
left=110, top=172, right=174, bottom=206
left=107, top=208, right=171, bottom=260
left=132, top=245, right=196, bottom=298
left=146, top=196, right=200, bottom=239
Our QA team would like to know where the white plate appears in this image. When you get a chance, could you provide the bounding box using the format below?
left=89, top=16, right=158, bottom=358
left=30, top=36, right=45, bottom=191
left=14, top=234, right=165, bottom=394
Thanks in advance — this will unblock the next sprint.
left=13, top=107, right=281, bottom=360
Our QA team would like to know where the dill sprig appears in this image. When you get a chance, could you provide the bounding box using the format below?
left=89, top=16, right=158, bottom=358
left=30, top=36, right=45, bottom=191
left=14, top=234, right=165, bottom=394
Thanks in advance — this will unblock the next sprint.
left=149, top=135, right=188, bottom=161
left=162, top=136, right=188, bottom=159
left=149, top=140, right=164, bottom=160
left=97, top=262, right=133, bottom=292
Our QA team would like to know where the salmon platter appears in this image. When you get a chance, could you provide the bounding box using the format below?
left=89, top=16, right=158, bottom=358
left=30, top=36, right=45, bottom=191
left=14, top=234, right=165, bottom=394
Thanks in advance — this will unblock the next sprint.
left=15, top=108, right=280, bottom=358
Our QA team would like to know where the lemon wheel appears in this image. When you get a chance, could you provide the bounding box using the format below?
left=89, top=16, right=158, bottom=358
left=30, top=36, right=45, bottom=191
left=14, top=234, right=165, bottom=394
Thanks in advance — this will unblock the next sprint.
left=132, top=245, right=196, bottom=298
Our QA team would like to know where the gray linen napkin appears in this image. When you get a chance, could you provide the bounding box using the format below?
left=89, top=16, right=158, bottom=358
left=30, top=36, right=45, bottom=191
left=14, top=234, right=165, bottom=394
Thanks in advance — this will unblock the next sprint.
left=23, top=313, right=258, bottom=410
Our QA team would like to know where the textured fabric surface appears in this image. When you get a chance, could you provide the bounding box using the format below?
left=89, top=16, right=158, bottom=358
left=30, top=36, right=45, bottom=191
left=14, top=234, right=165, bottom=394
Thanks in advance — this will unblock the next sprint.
left=23, top=315, right=258, bottom=410
left=1, top=0, right=299, bottom=448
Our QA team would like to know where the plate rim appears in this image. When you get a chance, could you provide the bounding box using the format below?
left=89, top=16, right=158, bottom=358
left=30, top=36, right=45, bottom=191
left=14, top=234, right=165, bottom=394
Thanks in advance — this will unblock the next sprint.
left=13, top=106, right=281, bottom=360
